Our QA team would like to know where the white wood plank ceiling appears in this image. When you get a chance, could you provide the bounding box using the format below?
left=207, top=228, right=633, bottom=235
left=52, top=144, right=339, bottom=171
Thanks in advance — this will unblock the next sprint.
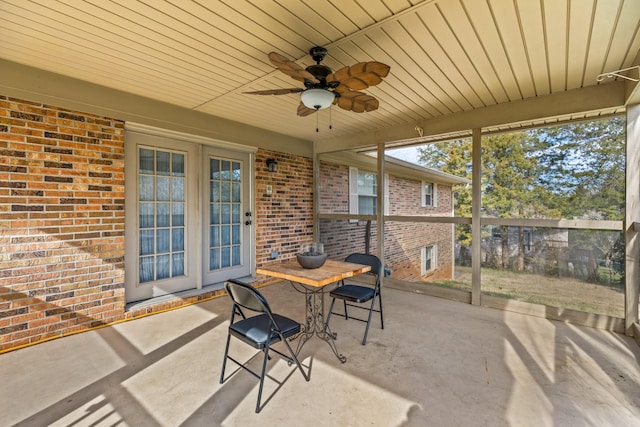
left=1, top=0, right=639, bottom=143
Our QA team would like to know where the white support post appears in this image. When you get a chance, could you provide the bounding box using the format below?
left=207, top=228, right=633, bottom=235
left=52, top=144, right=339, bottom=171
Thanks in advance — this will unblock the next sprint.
left=626, top=104, right=640, bottom=335
left=471, top=128, right=482, bottom=305
left=377, top=143, right=385, bottom=283
left=313, top=152, right=320, bottom=240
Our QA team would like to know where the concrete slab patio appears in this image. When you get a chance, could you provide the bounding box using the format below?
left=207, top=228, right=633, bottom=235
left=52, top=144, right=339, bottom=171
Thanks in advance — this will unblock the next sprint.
left=1, top=282, right=639, bottom=426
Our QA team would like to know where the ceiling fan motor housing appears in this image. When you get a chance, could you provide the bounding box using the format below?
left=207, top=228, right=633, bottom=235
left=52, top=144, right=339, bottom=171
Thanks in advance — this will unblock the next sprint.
left=309, top=46, right=328, bottom=63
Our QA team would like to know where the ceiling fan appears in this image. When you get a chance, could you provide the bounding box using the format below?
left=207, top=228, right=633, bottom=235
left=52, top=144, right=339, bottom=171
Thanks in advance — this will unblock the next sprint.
left=244, top=46, right=390, bottom=117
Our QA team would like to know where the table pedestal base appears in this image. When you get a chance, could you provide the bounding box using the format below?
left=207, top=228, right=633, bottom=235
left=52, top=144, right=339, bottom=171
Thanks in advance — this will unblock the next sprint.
left=290, top=282, right=346, bottom=363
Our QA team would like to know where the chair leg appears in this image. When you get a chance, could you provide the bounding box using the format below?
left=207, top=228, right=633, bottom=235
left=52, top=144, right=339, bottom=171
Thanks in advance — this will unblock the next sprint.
left=361, top=297, right=377, bottom=345
left=255, top=345, right=271, bottom=413
left=343, top=300, right=349, bottom=320
left=219, top=333, right=232, bottom=384
left=281, top=335, right=310, bottom=382
left=378, top=292, right=384, bottom=330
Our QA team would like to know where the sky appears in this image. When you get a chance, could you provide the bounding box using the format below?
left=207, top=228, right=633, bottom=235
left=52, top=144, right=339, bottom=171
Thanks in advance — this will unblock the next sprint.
left=385, top=146, right=421, bottom=164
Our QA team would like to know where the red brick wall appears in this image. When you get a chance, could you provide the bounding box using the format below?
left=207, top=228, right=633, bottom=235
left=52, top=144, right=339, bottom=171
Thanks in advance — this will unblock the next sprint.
left=318, top=160, right=455, bottom=281
left=254, top=150, right=314, bottom=283
left=0, top=98, right=315, bottom=352
left=0, top=96, right=126, bottom=351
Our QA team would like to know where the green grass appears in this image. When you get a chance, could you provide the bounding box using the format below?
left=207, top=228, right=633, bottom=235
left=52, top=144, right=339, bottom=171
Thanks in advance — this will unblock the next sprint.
left=423, top=266, right=625, bottom=318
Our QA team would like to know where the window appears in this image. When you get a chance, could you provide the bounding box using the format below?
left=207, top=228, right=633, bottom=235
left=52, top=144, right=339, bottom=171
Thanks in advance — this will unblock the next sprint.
left=358, top=170, right=377, bottom=214
left=422, top=182, right=438, bottom=207
left=349, top=167, right=377, bottom=216
left=421, top=245, right=437, bottom=275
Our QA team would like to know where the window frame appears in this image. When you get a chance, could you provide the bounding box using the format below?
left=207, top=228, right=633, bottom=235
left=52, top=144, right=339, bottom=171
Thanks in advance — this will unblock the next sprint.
left=349, top=167, right=388, bottom=217
left=421, top=244, right=438, bottom=275
left=421, top=181, right=438, bottom=208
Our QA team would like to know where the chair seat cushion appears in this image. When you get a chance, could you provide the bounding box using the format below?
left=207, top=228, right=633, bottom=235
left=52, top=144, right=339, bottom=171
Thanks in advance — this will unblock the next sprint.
left=229, top=313, right=301, bottom=349
left=330, top=284, right=375, bottom=303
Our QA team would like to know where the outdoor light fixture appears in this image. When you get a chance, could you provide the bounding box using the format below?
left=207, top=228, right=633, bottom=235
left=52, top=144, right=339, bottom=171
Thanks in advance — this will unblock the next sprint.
left=266, top=158, right=278, bottom=172
left=300, top=88, right=336, bottom=110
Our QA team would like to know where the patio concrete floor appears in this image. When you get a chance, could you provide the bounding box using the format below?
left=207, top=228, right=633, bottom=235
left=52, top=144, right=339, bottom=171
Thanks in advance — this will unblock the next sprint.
left=1, top=282, right=640, bottom=427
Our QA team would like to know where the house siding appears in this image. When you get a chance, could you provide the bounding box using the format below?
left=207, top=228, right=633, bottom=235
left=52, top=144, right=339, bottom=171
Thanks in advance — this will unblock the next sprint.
left=0, top=96, right=314, bottom=352
left=319, top=160, right=455, bottom=282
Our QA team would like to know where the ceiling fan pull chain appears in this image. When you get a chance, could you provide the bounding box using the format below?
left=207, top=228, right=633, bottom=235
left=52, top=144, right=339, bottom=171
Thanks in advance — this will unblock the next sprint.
left=316, top=109, right=319, bottom=132
left=329, top=106, right=332, bottom=130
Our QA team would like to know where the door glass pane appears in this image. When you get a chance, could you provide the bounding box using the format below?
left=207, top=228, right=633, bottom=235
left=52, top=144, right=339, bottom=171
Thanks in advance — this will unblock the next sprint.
left=139, top=176, right=154, bottom=201
left=157, top=203, right=170, bottom=227
left=156, top=229, right=170, bottom=253
left=172, top=253, right=184, bottom=276
left=221, top=182, right=230, bottom=202
left=221, top=247, right=231, bottom=268
left=210, top=182, right=220, bottom=202
left=138, top=147, right=186, bottom=283
left=172, top=228, right=184, bottom=251
left=232, top=162, right=241, bottom=181
left=172, top=203, right=184, bottom=226
left=210, top=159, right=220, bottom=180
left=139, top=230, right=154, bottom=255
left=209, top=156, right=243, bottom=271
left=232, top=204, right=240, bottom=223
left=221, top=225, right=230, bottom=246
left=210, top=226, right=219, bottom=247
left=232, top=224, right=240, bottom=245
left=140, top=203, right=154, bottom=228
left=210, top=248, right=220, bottom=270
left=172, top=153, right=185, bottom=176
left=139, top=149, right=154, bottom=174
left=140, top=257, right=154, bottom=282
left=156, top=177, right=170, bottom=201
left=157, top=151, right=170, bottom=175
left=232, top=245, right=241, bottom=266
left=210, top=204, right=220, bottom=224
left=232, top=182, right=241, bottom=202
left=157, top=255, right=170, bottom=280
left=221, top=160, right=230, bottom=181
left=172, top=178, right=184, bottom=201
left=221, top=204, right=230, bottom=224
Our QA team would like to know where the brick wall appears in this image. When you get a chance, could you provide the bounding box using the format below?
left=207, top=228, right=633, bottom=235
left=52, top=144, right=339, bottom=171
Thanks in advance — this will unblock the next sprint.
left=318, top=160, right=455, bottom=281
left=255, top=149, right=314, bottom=283
left=0, top=97, right=315, bottom=352
left=0, top=96, right=126, bottom=351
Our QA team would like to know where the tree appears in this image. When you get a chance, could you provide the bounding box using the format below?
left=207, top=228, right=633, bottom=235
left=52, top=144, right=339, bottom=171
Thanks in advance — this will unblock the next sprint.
left=530, top=117, right=625, bottom=221
left=416, top=116, right=625, bottom=276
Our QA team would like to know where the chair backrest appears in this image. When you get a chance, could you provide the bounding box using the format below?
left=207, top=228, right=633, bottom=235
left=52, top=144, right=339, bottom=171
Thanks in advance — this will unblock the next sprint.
left=344, top=253, right=382, bottom=278
left=225, top=279, right=272, bottom=315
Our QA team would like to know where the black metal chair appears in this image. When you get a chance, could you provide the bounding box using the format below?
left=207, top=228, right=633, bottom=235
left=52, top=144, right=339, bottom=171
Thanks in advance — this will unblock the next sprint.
left=326, top=253, right=384, bottom=345
left=219, top=279, right=310, bottom=413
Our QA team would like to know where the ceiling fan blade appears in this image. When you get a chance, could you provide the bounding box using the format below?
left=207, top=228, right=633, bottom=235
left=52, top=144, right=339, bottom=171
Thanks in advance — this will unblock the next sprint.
left=334, top=88, right=380, bottom=113
left=243, top=88, right=303, bottom=95
left=268, top=52, right=320, bottom=84
left=297, top=102, right=317, bottom=117
left=327, top=62, right=390, bottom=91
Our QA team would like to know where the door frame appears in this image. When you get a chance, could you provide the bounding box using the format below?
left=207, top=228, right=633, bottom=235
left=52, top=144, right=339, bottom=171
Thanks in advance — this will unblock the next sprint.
left=124, top=123, right=256, bottom=303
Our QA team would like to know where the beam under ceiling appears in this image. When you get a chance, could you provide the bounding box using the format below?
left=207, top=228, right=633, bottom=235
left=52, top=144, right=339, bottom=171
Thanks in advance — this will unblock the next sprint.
left=314, top=81, right=627, bottom=154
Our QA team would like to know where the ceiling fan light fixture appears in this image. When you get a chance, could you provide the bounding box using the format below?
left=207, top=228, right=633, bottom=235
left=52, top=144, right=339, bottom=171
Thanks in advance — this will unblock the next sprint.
left=300, top=88, right=335, bottom=110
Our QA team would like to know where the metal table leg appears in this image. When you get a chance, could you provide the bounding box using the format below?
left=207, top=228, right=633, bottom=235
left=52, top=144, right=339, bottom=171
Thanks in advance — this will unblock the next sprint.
left=290, top=282, right=346, bottom=363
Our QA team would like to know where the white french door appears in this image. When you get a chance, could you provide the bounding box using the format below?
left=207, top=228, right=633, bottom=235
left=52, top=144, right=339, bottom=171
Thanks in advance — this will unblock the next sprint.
left=202, top=147, right=252, bottom=285
left=125, top=124, right=254, bottom=303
